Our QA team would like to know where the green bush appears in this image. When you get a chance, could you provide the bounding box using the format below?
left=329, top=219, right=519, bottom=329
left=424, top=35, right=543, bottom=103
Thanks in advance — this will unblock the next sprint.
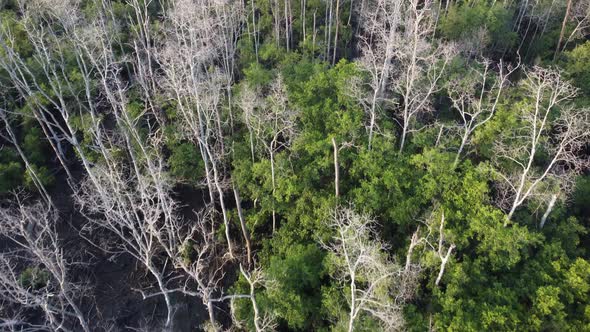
left=19, top=267, right=50, bottom=290
left=0, top=161, right=23, bottom=193
left=440, top=2, right=516, bottom=52
left=24, top=165, right=55, bottom=190
left=22, top=126, right=47, bottom=165
left=168, top=143, right=204, bottom=183
left=564, top=41, right=590, bottom=96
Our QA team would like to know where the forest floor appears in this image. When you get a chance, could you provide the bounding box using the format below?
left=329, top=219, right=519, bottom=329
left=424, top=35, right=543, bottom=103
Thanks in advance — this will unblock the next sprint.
left=48, top=170, right=213, bottom=331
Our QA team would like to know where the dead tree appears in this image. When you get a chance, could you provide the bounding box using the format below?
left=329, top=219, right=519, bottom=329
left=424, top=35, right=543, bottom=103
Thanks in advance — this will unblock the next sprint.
left=75, top=156, right=179, bottom=329
left=157, top=0, right=243, bottom=254
left=432, top=212, right=455, bottom=286
left=356, top=0, right=454, bottom=152
left=321, top=206, right=413, bottom=332
left=391, top=0, right=455, bottom=153
left=0, top=4, right=83, bottom=184
left=233, top=264, right=277, bottom=332
left=446, top=58, right=518, bottom=167
left=539, top=193, right=559, bottom=229
left=333, top=137, right=340, bottom=198
left=0, top=197, right=90, bottom=332
left=233, top=183, right=253, bottom=268
left=355, top=0, right=403, bottom=149
left=241, top=75, right=298, bottom=232
left=238, top=85, right=264, bottom=162
left=555, top=0, right=573, bottom=60
left=559, top=0, right=590, bottom=53
left=332, top=137, right=355, bottom=198
left=157, top=207, right=232, bottom=331
left=493, top=67, right=589, bottom=224
left=404, top=209, right=456, bottom=287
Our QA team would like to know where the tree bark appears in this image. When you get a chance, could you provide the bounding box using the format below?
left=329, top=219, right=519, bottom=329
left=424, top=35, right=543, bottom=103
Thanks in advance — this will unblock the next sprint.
left=554, top=0, right=572, bottom=60
left=332, top=0, right=341, bottom=65
left=233, top=184, right=252, bottom=267
left=332, top=137, right=339, bottom=198
left=539, top=194, right=558, bottom=229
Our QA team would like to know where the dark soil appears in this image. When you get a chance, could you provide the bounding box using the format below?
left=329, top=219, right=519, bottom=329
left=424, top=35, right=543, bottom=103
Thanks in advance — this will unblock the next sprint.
left=49, top=174, right=211, bottom=331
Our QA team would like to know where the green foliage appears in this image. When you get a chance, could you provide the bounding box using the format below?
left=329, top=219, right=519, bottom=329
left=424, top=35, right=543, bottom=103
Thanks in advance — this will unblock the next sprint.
left=22, top=126, right=47, bottom=165
left=264, top=243, right=326, bottom=329
left=0, top=10, right=33, bottom=57
left=23, top=164, right=55, bottom=190
left=2, top=1, right=589, bottom=331
left=19, top=267, right=50, bottom=290
left=440, top=2, right=517, bottom=52
left=243, top=62, right=274, bottom=87
left=573, top=176, right=590, bottom=220
left=0, top=161, right=23, bottom=194
left=564, top=41, right=590, bottom=97
left=167, top=143, right=204, bottom=183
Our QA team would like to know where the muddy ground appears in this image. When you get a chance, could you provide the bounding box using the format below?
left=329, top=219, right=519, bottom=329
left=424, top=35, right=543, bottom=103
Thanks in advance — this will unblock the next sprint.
left=47, top=175, right=222, bottom=331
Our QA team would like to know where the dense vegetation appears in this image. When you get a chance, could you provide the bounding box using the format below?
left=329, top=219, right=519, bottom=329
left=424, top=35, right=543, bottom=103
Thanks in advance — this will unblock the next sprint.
left=0, top=0, right=589, bottom=331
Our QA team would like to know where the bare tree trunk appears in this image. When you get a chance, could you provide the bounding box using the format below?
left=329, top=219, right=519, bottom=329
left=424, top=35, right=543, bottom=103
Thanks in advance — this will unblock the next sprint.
left=252, top=0, right=259, bottom=62
left=435, top=245, right=455, bottom=286
left=348, top=275, right=356, bottom=332
left=207, top=297, right=218, bottom=331
left=399, top=121, right=409, bottom=153
left=327, top=0, right=333, bottom=60
left=554, top=0, right=572, bottom=60
left=302, top=0, right=306, bottom=43
left=313, top=9, right=317, bottom=54
left=435, top=124, right=444, bottom=147
left=332, top=137, right=339, bottom=198
left=454, top=131, right=469, bottom=167
left=238, top=265, right=272, bottom=332
left=284, top=0, right=290, bottom=51
left=332, top=0, right=341, bottom=65
left=233, top=184, right=252, bottom=267
left=270, top=148, right=277, bottom=233
left=147, top=264, right=174, bottom=329
left=405, top=229, right=420, bottom=272
left=539, top=194, right=558, bottom=229
left=206, top=145, right=235, bottom=257
left=367, top=89, right=379, bottom=149
left=274, top=0, right=280, bottom=46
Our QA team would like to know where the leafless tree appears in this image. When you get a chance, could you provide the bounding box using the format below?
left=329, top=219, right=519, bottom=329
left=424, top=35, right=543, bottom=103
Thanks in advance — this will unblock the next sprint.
left=213, top=263, right=278, bottom=332
left=0, top=2, right=83, bottom=184
left=321, top=206, right=413, bottom=332
left=238, top=85, right=264, bottom=162
left=355, top=0, right=403, bottom=148
left=558, top=0, right=590, bottom=54
left=406, top=210, right=456, bottom=287
left=446, top=58, right=519, bottom=166
left=356, top=0, right=455, bottom=152
left=156, top=0, right=245, bottom=254
left=150, top=207, right=227, bottom=331
left=0, top=197, right=90, bottom=332
left=514, top=0, right=563, bottom=57
left=555, top=0, right=574, bottom=59
left=539, top=193, right=559, bottom=229
left=75, top=154, right=179, bottom=329
left=1, top=3, right=184, bottom=328
left=233, top=264, right=277, bottom=332
left=332, top=137, right=356, bottom=198
left=390, top=0, right=455, bottom=153
left=240, top=75, right=298, bottom=232
left=233, top=183, right=253, bottom=268
left=493, top=67, right=589, bottom=224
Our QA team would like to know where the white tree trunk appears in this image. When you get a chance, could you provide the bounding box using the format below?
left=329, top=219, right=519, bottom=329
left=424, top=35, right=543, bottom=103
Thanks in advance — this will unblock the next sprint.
left=539, top=194, right=558, bottom=229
